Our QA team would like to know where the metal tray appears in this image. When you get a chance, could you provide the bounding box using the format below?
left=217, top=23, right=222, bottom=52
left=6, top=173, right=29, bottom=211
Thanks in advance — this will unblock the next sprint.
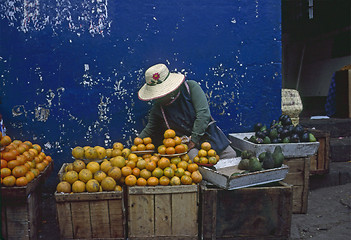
left=228, top=132, right=320, bottom=158
left=198, top=157, right=289, bottom=190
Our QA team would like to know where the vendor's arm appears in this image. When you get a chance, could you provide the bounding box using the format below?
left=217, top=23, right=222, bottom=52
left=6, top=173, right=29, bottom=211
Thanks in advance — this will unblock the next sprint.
left=139, top=104, right=161, bottom=139
left=187, top=80, right=211, bottom=145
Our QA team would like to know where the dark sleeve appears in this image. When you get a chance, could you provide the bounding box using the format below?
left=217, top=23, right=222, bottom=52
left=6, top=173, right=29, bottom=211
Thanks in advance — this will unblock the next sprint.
left=139, top=104, right=161, bottom=139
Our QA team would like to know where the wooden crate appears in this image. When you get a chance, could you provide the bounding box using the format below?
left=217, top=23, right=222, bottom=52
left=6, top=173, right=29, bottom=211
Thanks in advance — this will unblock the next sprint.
left=1, top=162, right=53, bottom=240
left=283, top=157, right=310, bottom=214
left=55, top=163, right=126, bottom=239
left=200, top=181, right=292, bottom=240
left=308, top=128, right=330, bottom=175
left=127, top=185, right=199, bottom=239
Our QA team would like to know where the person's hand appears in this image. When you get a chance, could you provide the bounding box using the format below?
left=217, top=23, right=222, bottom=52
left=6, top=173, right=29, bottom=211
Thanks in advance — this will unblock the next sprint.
left=187, top=140, right=196, bottom=150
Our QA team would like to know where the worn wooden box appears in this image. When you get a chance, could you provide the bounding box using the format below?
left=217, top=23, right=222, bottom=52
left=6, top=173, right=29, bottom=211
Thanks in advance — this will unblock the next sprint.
left=283, top=157, right=310, bottom=214
left=200, top=181, right=292, bottom=240
left=1, top=162, right=53, bottom=240
left=127, top=185, right=199, bottom=239
left=55, top=163, right=125, bottom=239
left=308, top=128, right=330, bottom=175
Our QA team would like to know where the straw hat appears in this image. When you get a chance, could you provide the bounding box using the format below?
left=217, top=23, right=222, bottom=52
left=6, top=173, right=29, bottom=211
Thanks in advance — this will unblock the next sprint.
left=138, top=64, right=185, bottom=101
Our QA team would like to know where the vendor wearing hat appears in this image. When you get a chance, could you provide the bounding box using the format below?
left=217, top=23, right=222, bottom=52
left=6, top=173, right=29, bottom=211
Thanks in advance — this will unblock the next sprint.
left=138, top=63, right=236, bottom=160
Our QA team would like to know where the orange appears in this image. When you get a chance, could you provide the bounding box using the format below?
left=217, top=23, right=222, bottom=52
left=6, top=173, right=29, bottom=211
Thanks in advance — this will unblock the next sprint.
left=125, top=175, right=137, bottom=186
left=16, top=145, right=26, bottom=154
left=164, top=129, right=176, bottom=139
left=175, top=168, right=185, bottom=178
left=191, top=170, right=202, bottom=183
left=64, top=171, right=79, bottom=184
left=201, top=142, right=212, bottom=151
left=30, top=168, right=40, bottom=177
left=126, top=160, right=136, bottom=169
left=16, top=176, right=28, bottom=186
left=170, top=163, right=177, bottom=171
left=184, top=171, right=192, bottom=177
left=95, top=147, right=107, bottom=159
left=145, top=160, right=157, bottom=172
left=25, top=171, right=35, bottom=182
left=101, top=176, right=116, bottom=191
left=134, top=137, right=144, bottom=146
left=86, top=161, right=100, bottom=174
left=164, top=138, right=176, bottom=148
left=136, top=144, right=146, bottom=151
left=115, top=185, right=122, bottom=191
left=177, top=161, right=188, bottom=171
left=137, top=177, right=147, bottom=186
left=175, top=144, right=186, bottom=154
left=73, top=159, right=86, bottom=173
left=56, top=181, right=72, bottom=193
left=121, top=148, right=131, bottom=158
left=208, top=156, right=217, bottom=165
left=147, top=176, right=159, bottom=186
left=150, top=155, right=160, bottom=162
left=101, top=161, right=113, bottom=173
left=187, top=163, right=199, bottom=173
left=174, top=136, right=182, bottom=145
left=181, top=175, right=193, bottom=185
left=94, top=170, right=107, bottom=183
left=170, top=157, right=181, bottom=165
left=32, top=144, right=42, bottom=153
left=72, top=180, right=86, bottom=193
left=113, top=142, right=124, bottom=150
left=112, top=148, right=122, bottom=157
left=143, top=137, right=152, bottom=145
left=163, top=167, right=175, bottom=178
left=15, top=155, right=26, bottom=165
left=0, top=136, right=12, bottom=146
left=140, top=169, right=152, bottom=180
left=165, top=147, right=176, bottom=155
left=2, top=175, right=16, bottom=187
left=159, top=176, right=170, bottom=186
left=198, top=149, right=207, bottom=157
left=86, top=179, right=100, bottom=192
left=136, top=159, right=146, bottom=169
left=110, top=156, right=126, bottom=168
left=12, top=165, right=28, bottom=178
left=131, top=145, right=138, bottom=152
left=145, top=143, right=155, bottom=150
left=108, top=167, right=122, bottom=181
left=200, top=157, right=209, bottom=164
left=170, top=176, right=181, bottom=185
left=132, top=168, right=140, bottom=177
left=84, top=147, right=98, bottom=159
left=121, top=166, right=132, bottom=177
left=152, top=167, right=163, bottom=178
left=106, top=148, right=113, bottom=158
left=128, top=153, right=138, bottom=162
left=2, top=151, right=16, bottom=161
left=78, top=169, right=93, bottom=183
left=158, top=157, right=170, bottom=169
left=157, top=145, right=166, bottom=154
left=207, top=149, right=217, bottom=157
left=1, top=168, right=12, bottom=178
left=193, top=156, right=200, bottom=163
left=1, top=159, right=8, bottom=168
left=7, top=160, right=20, bottom=169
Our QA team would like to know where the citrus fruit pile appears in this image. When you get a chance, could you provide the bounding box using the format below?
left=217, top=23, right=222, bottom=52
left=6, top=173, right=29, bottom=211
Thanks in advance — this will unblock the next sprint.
left=130, top=137, right=155, bottom=152
left=193, top=142, right=220, bottom=165
left=157, top=129, right=188, bottom=155
left=71, top=141, right=130, bottom=160
left=1, top=133, right=53, bottom=187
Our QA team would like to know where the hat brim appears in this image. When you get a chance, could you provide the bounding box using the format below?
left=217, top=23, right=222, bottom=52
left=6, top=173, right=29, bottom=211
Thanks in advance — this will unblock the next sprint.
left=138, top=73, right=185, bottom=101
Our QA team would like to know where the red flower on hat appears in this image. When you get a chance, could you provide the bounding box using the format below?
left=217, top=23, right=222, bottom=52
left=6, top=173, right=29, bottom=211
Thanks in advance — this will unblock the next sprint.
left=153, top=73, right=160, bottom=80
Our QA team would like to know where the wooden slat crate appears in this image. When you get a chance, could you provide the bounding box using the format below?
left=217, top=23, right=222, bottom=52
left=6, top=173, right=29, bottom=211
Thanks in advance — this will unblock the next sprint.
left=200, top=181, right=292, bottom=240
left=55, top=163, right=126, bottom=239
left=1, top=162, right=53, bottom=240
left=283, top=157, right=310, bottom=214
left=127, top=185, right=199, bottom=240
left=308, top=128, right=330, bottom=175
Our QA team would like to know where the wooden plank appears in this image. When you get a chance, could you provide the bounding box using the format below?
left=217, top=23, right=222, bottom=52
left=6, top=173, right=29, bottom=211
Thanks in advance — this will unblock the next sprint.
left=109, top=199, right=124, bottom=238
left=5, top=199, right=30, bottom=240
left=316, top=138, right=326, bottom=170
left=55, top=191, right=122, bottom=202
left=56, top=202, right=74, bottom=239
left=284, top=172, right=304, bottom=186
left=292, top=185, right=303, bottom=213
left=71, top=201, right=92, bottom=239
left=310, top=155, right=317, bottom=172
left=283, top=158, right=305, bottom=173
left=128, top=194, right=154, bottom=238
left=171, top=192, right=198, bottom=237
left=90, top=199, right=111, bottom=238
left=200, top=186, right=217, bottom=240
left=27, top=191, right=40, bottom=240
left=301, top=157, right=310, bottom=213
left=2, top=201, right=8, bottom=240
left=128, top=185, right=198, bottom=195
left=154, top=193, right=172, bottom=236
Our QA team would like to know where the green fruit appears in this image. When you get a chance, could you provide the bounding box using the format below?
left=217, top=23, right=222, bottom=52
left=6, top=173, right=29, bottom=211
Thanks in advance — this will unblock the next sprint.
left=262, top=151, right=274, bottom=169
left=238, top=158, right=250, bottom=170
left=241, top=150, right=254, bottom=159
left=248, top=157, right=262, bottom=172
left=263, top=136, right=271, bottom=144
left=258, top=152, right=266, bottom=162
left=309, top=133, right=317, bottom=142
left=272, top=150, right=284, bottom=168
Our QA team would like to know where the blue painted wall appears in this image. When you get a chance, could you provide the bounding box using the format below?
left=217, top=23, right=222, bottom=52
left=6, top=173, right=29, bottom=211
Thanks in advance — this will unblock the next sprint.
left=0, top=0, right=281, bottom=185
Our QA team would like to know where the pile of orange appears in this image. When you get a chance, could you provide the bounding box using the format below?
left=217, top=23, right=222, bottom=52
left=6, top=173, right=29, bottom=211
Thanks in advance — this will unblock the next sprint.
left=193, top=142, right=220, bottom=165
left=157, top=129, right=188, bottom=155
left=130, top=137, right=155, bottom=152
left=57, top=159, right=123, bottom=193
left=1, top=133, right=53, bottom=187
left=71, top=141, right=129, bottom=160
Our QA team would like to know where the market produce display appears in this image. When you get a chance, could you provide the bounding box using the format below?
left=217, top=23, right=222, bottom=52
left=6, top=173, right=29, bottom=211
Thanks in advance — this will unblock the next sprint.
left=236, top=147, right=285, bottom=174
left=193, top=142, right=220, bottom=165
left=1, top=133, right=53, bottom=187
left=57, top=129, right=204, bottom=193
left=245, top=114, right=317, bottom=144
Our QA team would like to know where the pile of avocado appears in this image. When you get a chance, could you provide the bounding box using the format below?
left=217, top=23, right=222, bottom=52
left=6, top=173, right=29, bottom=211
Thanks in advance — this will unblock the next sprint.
left=236, top=147, right=285, bottom=174
left=244, top=114, right=317, bottom=144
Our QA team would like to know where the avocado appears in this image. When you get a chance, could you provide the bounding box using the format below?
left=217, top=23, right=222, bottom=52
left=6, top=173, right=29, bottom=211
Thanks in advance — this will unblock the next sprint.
left=272, top=147, right=284, bottom=168
left=269, top=128, right=278, bottom=139
left=309, top=133, right=317, bottom=142
left=258, top=152, right=266, bottom=162
left=260, top=125, right=267, bottom=132
left=293, top=124, right=304, bottom=137
left=273, top=146, right=283, bottom=154
left=271, top=138, right=280, bottom=144
left=301, top=132, right=310, bottom=142
left=256, top=138, right=264, bottom=144
left=262, top=151, right=274, bottom=169
left=238, top=158, right=250, bottom=170
left=291, top=133, right=300, bottom=143
left=248, top=157, right=262, bottom=172
left=255, top=131, right=266, bottom=139
left=241, top=150, right=254, bottom=159
left=263, top=136, right=271, bottom=144
left=249, top=135, right=257, bottom=143
left=282, top=136, right=290, bottom=143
